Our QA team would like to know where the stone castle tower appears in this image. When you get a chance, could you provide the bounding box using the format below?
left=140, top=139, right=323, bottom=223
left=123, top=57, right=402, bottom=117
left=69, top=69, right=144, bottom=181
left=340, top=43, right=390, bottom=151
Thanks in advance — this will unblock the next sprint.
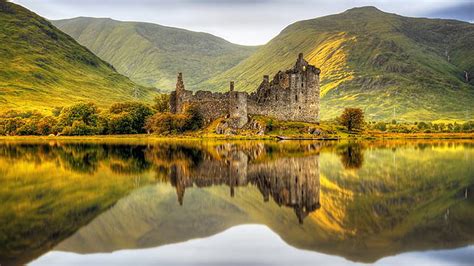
left=249, top=53, right=320, bottom=122
left=170, top=53, right=321, bottom=127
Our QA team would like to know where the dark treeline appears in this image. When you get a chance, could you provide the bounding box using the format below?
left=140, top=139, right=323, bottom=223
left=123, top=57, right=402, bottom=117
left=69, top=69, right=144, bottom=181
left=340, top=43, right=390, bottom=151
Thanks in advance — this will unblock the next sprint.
left=0, top=95, right=204, bottom=136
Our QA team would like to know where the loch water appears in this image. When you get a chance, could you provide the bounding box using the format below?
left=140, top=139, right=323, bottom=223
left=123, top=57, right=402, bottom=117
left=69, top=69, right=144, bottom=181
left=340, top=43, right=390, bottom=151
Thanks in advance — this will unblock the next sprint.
left=0, top=140, right=473, bottom=265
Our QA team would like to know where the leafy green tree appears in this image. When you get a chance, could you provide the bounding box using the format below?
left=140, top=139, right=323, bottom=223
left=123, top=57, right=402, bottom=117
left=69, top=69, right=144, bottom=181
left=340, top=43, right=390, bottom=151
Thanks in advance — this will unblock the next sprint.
left=453, top=123, right=462, bottom=132
left=145, top=113, right=187, bottom=134
left=153, top=94, right=171, bottom=113
left=374, top=122, right=387, bottom=131
left=339, top=108, right=364, bottom=131
left=107, top=102, right=153, bottom=134
left=184, top=105, right=204, bottom=131
left=462, top=121, right=474, bottom=132
left=62, top=121, right=100, bottom=136
left=57, top=103, right=100, bottom=135
left=57, top=103, right=99, bottom=127
left=3, top=118, right=26, bottom=135
left=417, top=122, right=429, bottom=130
left=107, top=113, right=135, bottom=134
left=36, top=116, right=58, bottom=135
left=447, top=123, right=454, bottom=131
left=16, top=120, right=39, bottom=136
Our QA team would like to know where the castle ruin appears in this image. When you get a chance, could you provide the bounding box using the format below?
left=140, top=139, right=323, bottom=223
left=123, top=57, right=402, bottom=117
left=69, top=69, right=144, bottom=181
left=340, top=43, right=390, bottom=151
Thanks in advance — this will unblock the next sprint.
left=170, top=53, right=321, bottom=127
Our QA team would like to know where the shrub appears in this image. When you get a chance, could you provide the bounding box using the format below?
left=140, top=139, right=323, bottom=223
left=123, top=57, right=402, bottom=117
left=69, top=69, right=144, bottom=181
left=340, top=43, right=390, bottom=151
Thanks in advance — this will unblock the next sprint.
left=266, top=119, right=275, bottom=132
left=338, top=108, right=364, bottom=131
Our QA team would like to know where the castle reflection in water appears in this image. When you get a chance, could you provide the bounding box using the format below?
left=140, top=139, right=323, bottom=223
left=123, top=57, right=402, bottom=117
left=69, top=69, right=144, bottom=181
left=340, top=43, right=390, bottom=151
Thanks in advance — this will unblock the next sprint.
left=168, top=143, right=321, bottom=223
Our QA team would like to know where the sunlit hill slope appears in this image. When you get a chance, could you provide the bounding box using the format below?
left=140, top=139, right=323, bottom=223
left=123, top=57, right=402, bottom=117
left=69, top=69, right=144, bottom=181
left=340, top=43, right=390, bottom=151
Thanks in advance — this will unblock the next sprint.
left=201, top=7, right=474, bottom=121
left=0, top=1, right=155, bottom=113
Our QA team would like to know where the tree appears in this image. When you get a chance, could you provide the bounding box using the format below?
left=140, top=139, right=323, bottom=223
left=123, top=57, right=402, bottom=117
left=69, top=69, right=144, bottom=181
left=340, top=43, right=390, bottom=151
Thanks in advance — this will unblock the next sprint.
left=107, top=113, right=135, bottom=134
left=417, top=122, right=430, bottom=130
left=153, top=94, right=171, bottom=113
left=107, top=102, right=153, bottom=134
left=57, top=103, right=99, bottom=127
left=374, top=122, right=387, bottom=131
left=184, top=104, right=204, bottom=131
left=62, top=121, right=100, bottom=136
left=339, top=108, right=364, bottom=131
left=36, top=116, right=58, bottom=135
left=145, top=113, right=187, bottom=134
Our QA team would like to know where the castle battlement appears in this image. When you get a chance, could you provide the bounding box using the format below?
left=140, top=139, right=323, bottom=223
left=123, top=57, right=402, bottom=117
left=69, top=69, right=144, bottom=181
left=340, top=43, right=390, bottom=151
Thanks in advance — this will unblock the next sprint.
left=170, top=53, right=321, bottom=127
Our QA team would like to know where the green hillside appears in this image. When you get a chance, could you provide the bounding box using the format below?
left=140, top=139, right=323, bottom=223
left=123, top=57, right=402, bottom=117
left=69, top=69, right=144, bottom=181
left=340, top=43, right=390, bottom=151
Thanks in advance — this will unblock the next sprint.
left=201, top=7, right=474, bottom=121
left=0, top=1, right=155, bottom=113
left=52, top=17, right=258, bottom=91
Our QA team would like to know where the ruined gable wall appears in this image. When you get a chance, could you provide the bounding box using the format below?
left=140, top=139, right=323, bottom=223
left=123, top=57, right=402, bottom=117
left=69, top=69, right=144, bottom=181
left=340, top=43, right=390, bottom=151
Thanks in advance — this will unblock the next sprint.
left=248, top=66, right=320, bottom=123
left=171, top=54, right=320, bottom=126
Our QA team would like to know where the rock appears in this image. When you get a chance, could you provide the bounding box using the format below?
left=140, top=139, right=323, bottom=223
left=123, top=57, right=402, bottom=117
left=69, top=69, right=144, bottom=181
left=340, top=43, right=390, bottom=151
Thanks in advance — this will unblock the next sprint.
left=307, top=127, right=322, bottom=135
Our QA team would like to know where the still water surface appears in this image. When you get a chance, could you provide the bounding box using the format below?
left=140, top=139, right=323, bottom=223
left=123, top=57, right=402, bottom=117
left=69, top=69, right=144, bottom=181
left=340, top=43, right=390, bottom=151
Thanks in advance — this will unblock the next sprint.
left=0, top=140, right=473, bottom=265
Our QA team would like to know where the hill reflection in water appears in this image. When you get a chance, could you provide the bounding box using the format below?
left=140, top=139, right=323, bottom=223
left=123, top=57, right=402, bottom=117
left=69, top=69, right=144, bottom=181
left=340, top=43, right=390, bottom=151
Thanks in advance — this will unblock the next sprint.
left=0, top=140, right=473, bottom=265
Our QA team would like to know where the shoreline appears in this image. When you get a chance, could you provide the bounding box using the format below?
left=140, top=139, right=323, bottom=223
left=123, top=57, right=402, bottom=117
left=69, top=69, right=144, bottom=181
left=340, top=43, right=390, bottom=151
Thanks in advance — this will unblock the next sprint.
left=0, top=132, right=473, bottom=142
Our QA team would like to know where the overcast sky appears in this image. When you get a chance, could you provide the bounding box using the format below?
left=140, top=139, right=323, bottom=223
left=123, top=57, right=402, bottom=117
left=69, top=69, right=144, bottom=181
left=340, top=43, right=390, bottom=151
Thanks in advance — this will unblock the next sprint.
left=11, top=0, right=474, bottom=45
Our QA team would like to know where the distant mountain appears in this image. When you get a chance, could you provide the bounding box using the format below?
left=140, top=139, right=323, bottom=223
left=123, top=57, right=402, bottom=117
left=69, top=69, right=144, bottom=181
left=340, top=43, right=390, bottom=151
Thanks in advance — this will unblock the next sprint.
left=201, top=7, right=474, bottom=121
left=0, top=1, right=156, bottom=113
left=52, top=17, right=258, bottom=91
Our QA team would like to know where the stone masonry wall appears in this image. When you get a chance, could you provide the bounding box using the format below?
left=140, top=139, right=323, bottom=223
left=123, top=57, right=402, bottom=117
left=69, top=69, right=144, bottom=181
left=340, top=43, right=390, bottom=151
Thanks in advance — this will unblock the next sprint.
left=170, top=53, right=321, bottom=128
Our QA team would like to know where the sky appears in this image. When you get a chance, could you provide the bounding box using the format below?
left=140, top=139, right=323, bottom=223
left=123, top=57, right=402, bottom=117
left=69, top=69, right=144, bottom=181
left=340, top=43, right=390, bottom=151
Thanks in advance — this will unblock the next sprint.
left=11, top=0, right=474, bottom=45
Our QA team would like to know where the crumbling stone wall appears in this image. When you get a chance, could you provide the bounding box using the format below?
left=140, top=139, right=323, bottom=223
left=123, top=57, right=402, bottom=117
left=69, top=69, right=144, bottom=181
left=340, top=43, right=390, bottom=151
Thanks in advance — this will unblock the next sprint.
left=248, top=53, right=320, bottom=123
left=169, top=53, right=321, bottom=128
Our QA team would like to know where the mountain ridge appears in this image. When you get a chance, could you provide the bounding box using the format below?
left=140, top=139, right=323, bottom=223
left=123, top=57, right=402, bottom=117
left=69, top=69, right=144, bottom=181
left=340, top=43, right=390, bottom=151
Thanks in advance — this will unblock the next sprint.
left=200, top=6, right=474, bottom=121
left=52, top=17, right=258, bottom=91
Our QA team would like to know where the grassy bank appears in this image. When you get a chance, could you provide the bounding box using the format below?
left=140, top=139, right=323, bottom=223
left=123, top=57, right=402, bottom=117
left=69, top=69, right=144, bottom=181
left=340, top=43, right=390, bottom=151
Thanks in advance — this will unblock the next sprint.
left=0, top=132, right=472, bottom=143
